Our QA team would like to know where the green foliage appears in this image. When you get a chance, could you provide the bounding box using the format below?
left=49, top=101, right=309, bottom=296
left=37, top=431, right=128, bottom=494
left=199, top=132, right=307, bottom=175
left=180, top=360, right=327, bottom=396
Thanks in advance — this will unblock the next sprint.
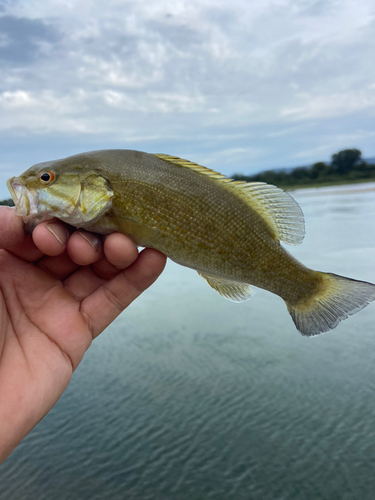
left=310, top=162, right=330, bottom=180
left=233, top=149, right=375, bottom=188
left=331, top=148, right=362, bottom=175
left=0, top=198, right=15, bottom=206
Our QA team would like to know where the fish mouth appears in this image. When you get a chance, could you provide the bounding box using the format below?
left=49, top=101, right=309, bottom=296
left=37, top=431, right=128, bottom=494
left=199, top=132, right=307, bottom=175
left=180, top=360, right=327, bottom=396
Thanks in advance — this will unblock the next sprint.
left=7, top=177, right=38, bottom=217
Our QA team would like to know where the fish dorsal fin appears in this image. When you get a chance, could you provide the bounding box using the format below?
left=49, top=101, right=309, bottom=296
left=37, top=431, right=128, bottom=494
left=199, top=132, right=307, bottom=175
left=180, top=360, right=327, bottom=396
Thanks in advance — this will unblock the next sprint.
left=198, top=273, right=255, bottom=302
left=154, top=154, right=230, bottom=180
left=232, top=182, right=305, bottom=245
left=155, top=154, right=305, bottom=246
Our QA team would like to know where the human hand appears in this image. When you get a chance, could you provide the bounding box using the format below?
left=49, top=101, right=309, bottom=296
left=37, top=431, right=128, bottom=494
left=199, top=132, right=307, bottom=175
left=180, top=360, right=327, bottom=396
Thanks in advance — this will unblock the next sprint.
left=0, top=206, right=166, bottom=463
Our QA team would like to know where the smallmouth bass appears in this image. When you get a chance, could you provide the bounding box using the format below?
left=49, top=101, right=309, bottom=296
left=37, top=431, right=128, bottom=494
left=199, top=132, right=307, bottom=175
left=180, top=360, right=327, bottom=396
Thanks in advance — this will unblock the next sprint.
left=7, top=149, right=375, bottom=336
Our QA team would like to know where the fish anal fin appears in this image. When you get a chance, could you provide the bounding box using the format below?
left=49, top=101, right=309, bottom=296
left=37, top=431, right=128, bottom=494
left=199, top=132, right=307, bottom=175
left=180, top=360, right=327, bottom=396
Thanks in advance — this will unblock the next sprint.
left=198, top=272, right=255, bottom=302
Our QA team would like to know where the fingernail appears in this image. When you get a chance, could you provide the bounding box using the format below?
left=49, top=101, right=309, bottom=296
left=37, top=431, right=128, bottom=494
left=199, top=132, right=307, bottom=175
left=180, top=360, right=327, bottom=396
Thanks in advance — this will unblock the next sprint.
left=77, top=230, right=100, bottom=252
left=46, top=223, right=69, bottom=246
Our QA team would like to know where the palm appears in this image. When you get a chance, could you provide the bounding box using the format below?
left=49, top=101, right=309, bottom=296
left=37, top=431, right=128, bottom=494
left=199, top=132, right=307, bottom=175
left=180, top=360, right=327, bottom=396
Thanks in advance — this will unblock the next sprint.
left=0, top=211, right=166, bottom=462
left=0, top=252, right=89, bottom=414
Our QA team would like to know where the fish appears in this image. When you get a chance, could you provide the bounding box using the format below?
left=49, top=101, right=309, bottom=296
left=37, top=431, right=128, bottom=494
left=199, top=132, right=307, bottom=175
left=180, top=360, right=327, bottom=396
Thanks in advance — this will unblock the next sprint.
left=7, top=149, right=375, bottom=336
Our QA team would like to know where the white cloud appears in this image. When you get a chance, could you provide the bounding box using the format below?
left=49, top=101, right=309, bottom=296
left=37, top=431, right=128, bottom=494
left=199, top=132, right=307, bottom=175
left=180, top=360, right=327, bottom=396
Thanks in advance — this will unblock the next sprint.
left=76, top=53, right=165, bottom=89
left=280, top=91, right=375, bottom=120
left=0, top=0, right=374, bottom=180
left=0, top=90, right=35, bottom=107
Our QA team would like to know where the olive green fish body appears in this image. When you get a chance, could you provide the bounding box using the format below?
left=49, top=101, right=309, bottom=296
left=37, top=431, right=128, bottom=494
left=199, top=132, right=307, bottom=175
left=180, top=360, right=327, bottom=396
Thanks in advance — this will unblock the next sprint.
left=7, top=149, right=375, bottom=336
left=83, top=151, right=321, bottom=306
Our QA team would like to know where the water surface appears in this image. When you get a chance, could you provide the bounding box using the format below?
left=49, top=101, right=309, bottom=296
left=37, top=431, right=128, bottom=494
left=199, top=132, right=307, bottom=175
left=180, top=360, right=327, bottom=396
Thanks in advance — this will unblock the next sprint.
left=1, top=183, right=375, bottom=500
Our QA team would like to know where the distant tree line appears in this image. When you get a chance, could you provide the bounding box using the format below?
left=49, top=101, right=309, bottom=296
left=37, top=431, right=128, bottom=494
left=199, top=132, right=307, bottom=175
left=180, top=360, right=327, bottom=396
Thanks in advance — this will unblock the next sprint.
left=0, top=198, right=14, bottom=206
left=232, top=149, right=375, bottom=188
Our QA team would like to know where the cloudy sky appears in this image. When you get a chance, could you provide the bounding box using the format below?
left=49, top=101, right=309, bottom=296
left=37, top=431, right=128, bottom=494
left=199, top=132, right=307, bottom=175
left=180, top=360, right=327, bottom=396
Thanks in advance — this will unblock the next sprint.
left=1, top=0, right=375, bottom=198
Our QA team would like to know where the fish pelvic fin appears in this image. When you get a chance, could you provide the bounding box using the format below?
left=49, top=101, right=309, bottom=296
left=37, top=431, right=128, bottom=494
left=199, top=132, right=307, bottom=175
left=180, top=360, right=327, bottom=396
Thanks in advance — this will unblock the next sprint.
left=286, top=272, right=375, bottom=336
left=198, top=273, right=255, bottom=302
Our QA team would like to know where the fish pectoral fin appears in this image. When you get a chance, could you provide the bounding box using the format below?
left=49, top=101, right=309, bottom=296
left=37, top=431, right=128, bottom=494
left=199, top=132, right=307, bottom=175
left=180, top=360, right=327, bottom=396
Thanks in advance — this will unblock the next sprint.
left=198, top=273, right=255, bottom=302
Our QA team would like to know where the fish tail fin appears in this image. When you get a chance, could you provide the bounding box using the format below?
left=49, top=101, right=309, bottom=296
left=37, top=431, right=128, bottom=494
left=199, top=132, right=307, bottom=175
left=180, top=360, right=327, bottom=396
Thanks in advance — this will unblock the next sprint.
left=286, top=272, right=375, bottom=337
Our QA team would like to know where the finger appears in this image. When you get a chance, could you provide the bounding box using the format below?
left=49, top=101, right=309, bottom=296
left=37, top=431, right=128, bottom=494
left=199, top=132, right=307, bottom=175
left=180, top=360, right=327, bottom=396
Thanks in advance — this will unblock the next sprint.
left=91, top=257, right=125, bottom=281
left=81, top=249, right=166, bottom=339
left=0, top=206, right=27, bottom=248
left=64, top=252, right=141, bottom=302
left=37, top=252, right=80, bottom=280
left=32, top=220, right=70, bottom=256
left=63, top=235, right=142, bottom=298
left=3, top=217, right=68, bottom=262
left=64, top=266, right=106, bottom=301
left=6, top=235, right=44, bottom=262
left=66, top=230, right=103, bottom=266
left=37, top=230, right=109, bottom=279
left=88, top=233, right=139, bottom=281
left=103, top=233, right=139, bottom=269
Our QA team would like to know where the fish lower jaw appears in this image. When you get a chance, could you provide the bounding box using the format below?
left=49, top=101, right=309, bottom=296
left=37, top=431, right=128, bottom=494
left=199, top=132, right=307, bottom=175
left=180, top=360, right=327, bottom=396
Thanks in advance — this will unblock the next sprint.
left=7, top=179, right=39, bottom=217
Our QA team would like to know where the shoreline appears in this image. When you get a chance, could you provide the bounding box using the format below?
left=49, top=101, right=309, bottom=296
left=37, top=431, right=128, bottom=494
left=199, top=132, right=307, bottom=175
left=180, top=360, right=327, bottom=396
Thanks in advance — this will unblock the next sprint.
left=288, top=180, right=375, bottom=197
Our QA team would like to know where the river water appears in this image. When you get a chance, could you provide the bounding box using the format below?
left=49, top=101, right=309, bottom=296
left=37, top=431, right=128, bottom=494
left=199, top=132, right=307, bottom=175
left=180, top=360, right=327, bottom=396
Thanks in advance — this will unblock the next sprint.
left=1, top=183, right=375, bottom=500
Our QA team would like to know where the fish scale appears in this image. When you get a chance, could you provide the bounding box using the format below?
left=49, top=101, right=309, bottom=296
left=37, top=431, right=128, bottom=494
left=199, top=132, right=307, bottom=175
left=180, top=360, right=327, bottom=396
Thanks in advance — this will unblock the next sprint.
left=7, top=149, right=375, bottom=336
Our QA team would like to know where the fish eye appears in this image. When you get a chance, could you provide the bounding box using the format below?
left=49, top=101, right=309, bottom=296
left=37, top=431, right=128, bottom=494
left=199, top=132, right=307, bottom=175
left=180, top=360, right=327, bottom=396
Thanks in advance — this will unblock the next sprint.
left=38, top=171, right=56, bottom=184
